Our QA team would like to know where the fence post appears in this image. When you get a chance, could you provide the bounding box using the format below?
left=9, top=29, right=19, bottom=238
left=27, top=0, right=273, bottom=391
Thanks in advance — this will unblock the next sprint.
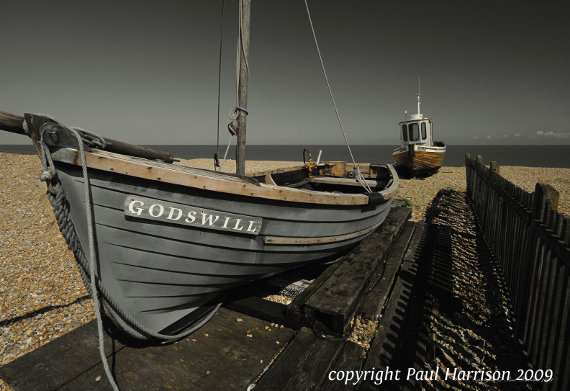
left=490, top=161, right=504, bottom=261
left=538, top=182, right=559, bottom=212
left=480, top=155, right=491, bottom=229
left=465, top=153, right=470, bottom=195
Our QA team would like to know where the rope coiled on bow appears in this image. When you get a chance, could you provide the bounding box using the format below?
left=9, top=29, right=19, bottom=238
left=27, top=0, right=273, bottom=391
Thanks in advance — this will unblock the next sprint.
left=35, top=115, right=222, bottom=391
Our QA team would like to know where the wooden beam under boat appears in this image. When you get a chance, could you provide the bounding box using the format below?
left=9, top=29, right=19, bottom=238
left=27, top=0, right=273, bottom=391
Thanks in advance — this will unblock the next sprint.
left=50, top=148, right=399, bottom=206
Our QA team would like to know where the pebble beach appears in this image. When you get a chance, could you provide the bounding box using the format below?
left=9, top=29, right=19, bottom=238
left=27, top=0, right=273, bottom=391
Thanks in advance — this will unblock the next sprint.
left=0, top=152, right=568, bottom=390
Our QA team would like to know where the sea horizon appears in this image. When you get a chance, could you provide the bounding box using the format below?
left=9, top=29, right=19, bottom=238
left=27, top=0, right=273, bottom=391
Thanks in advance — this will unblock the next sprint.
left=1, top=144, right=569, bottom=168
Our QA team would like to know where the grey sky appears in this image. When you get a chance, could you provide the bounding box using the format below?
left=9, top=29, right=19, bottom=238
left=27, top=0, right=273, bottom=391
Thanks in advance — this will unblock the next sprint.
left=1, top=0, right=568, bottom=145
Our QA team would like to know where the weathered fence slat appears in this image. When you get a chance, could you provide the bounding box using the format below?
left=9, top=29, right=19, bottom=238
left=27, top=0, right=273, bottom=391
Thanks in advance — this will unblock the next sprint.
left=464, top=154, right=569, bottom=391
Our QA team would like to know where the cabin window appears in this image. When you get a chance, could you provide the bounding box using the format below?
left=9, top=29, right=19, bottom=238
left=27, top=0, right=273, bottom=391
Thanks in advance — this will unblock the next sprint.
left=409, top=123, right=419, bottom=141
left=402, top=125, right=408, bottom=141
left=421, top=122, right=427, bottom=139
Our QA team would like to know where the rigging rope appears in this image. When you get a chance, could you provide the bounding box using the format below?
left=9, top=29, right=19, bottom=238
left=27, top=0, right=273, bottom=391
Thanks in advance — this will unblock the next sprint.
left=303, top=0, right=372, bottom=193
left=216, top=0, right=251, bottom=172
left=233, top=1, right=249, bottom=126
left=237, top=0, right=249, bottom=103
left=217, top=1, right=250, bottom=173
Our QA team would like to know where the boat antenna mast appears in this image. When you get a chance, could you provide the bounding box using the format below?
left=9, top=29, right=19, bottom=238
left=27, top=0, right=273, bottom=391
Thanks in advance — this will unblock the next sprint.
left=416, top=76, right=421, bottom=117
left=235, top=0, right=251, bottom=176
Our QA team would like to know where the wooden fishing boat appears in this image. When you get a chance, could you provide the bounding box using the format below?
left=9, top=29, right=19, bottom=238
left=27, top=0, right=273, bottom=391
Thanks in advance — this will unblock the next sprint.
left=1, top=2, right=399, bottom=387
left=393, top=91, right=446, bottom=176
left=0, top=113, right=397, bottom=340
left=0, top=0, right=399, bottom=352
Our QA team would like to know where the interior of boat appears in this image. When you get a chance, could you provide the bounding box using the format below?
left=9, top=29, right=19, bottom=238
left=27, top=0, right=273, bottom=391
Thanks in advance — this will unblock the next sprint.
left=249, top=161, right=396, bottom=194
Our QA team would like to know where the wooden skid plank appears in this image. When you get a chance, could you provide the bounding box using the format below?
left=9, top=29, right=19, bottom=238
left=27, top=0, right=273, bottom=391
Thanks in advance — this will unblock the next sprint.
left=1, top=308, right=295, bottom=391
left=359, top=266, right=419, bottom=391
left=320, top=341, right=368, bottom=391
left=254, top=327, right=344, bottom=391
left=319, top=225, right=422, bottom=390
left=0, top=320, right=124, bottom=391
left=402, top=223, right=424, bottom=264
left=360, top=223, right=425, bottom=390
left=303, top=207, right=411, bottom=336
left=57, top=308, right=294, bottom=391
left=359, top=222, right=417, bottom=321
left=252, top=328, right=317, bottom=391
left=287, top=260, right=344, bottom=325
left=279, top=338, right=344, bottom=391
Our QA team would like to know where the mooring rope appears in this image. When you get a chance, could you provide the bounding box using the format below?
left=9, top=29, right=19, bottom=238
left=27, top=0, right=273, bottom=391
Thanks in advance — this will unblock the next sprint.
left=34, top=115, right=223, bottom=390
left=38, top=119, right=121, bottom=391
left=70, top=128, right=120, bottom=390
left=303, top=0, right=372, bottom=193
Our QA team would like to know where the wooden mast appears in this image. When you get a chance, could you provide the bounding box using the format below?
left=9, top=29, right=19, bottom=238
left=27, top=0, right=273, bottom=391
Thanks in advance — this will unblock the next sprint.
left=236, top=0, right=251, bottom=176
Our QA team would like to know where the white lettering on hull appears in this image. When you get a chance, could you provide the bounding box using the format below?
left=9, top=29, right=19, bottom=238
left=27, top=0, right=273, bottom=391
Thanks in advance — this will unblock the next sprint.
left=124, top=195, right=262, bottom=235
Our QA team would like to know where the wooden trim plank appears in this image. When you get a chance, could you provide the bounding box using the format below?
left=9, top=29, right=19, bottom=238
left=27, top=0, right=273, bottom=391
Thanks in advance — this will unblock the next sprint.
left=265, top=220, right=384, bottom=245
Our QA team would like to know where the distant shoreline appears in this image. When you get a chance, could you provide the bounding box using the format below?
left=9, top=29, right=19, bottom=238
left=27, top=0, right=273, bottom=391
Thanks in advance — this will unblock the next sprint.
left=1, top=144, right=569, bottom=168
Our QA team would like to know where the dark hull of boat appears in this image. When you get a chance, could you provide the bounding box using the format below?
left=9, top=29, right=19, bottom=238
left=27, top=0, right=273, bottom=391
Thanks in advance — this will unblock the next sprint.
left=393, top=146, right=445, bottom=176
left=55, top=162, right=393, bottom=339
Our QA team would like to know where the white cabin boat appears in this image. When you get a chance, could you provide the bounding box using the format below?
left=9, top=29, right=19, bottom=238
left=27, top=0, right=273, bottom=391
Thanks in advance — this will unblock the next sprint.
left=392, top=91, right=446, bottom=176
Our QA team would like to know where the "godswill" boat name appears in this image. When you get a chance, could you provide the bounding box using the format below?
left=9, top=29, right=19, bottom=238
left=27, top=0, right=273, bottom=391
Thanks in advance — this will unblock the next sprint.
left=124, top=195, right=262, bottom=235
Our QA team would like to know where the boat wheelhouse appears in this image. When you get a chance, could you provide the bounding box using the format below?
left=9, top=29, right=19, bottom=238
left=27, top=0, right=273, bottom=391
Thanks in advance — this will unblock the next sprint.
left=392, top=93, right=446, bottom=176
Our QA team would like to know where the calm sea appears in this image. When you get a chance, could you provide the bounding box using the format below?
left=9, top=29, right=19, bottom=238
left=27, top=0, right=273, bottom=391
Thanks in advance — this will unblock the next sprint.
left=1, top=145, right=569, bottom=168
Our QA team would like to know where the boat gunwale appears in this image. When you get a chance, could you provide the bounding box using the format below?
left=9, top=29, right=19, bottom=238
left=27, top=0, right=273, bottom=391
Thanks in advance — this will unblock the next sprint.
left=50, top=147, right=398, bottom=206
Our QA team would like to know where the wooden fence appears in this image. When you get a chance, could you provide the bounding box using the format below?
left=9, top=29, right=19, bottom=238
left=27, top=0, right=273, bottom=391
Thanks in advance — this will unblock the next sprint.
left=465, top=154, right=569, bottom=391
